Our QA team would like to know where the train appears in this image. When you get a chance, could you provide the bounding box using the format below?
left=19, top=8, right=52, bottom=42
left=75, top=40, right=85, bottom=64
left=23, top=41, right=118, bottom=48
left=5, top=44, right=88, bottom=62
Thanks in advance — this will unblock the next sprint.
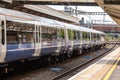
left=0, top=7, right=106, bottom=73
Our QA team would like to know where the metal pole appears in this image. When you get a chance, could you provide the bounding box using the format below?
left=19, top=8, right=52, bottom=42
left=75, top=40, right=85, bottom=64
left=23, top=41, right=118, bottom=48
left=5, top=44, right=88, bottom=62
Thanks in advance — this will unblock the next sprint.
left=75, top=5, right=77, bottom=16
left=103, top=12, right=105, bottom=24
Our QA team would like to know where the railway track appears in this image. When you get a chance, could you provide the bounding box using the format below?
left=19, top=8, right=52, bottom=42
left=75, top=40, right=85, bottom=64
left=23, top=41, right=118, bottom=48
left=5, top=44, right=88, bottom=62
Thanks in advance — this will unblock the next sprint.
left=52, top=43, right=118, bottom=80
left=3, top=43, right=118, bottom=80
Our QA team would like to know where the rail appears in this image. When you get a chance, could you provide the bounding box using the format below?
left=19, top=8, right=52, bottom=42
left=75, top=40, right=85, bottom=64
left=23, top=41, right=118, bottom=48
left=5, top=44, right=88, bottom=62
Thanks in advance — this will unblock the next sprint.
left=51, top=42, right=118, bottom=80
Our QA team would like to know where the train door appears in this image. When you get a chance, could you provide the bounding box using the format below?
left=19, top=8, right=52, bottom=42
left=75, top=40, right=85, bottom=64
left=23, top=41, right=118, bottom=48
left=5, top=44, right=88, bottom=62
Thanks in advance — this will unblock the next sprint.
left=33, top=22, right=41, bottom=56
left=70, top=29, right=74, bottom=51
left=67, top=28, right=73, bottom=52
left=80, top=31, right=82, bottom=48
left=64, top=25, right=68, bottom=51
left=55, top=28, right=62, bottom=53
left=0, top=15, right=6, bottom=61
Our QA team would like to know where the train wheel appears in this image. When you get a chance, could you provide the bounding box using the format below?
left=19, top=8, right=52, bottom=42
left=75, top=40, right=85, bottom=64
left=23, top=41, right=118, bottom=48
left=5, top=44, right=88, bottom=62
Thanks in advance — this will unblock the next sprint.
left=48, top=56, right=57, bottom=65
left=48, top=56, right=52, bottom=66
left=63, top=53, right=67, bottom=61
left=79, top=49, right=82, bottom=54
left=59, top=54, right=63, bottom=62
left=59, top=53, right=67, bottom=62
left=82, top=48, right=86, bottom=54
left=51, top=56, right=57, bottom=65
left=102, top=45, right=105, bottom=48
left=76, top=49, right=82, bottom=55
left=65, top=53, right=68, bottom=60
left=93, top=46, right=96, bottom=50
left=67, top=52, right=73, bottom=58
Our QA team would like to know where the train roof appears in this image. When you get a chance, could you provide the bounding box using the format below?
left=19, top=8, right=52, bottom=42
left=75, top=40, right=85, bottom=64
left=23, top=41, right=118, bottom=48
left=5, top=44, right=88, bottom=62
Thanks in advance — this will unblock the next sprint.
left=0, top=7, right=105, bottom=35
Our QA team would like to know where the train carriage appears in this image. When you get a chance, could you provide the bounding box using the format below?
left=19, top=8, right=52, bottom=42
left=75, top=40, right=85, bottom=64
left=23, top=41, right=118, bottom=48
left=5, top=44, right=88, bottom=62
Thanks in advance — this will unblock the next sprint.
left=0, top=7, right=106, bottom=71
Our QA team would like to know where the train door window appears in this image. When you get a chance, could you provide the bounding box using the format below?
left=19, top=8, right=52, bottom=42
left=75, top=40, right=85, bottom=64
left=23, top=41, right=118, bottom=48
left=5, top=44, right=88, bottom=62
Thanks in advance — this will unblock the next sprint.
left=1, top=20, right=4, bottom=29
left=1, top=20, right=5, bottom=45
left=86, top=32, right=88, bottom=40
left=59, top=29, right=65, bottom=41
left=82, top=31, right=87, bottom=41
left=96, top=34, right=98, bottom=41
left=97, top=34, right=100, bottom=41
left=94, top=33, right=97, bottom=41
left=86, top=32, right=88, bottom=41
left=56, top=28, right=65, bottom=45
left=93, top=33, right=95, bottom=41
left=73, top=30, right=77, bottom=40
left=0, top=20, right=2, bottom=43
left=77, top=31, right=80, bottom=40
left=0, top=22, right=1, bottom=43
left=56, top=28, right=61, bottom=40
left=87, top=32, right=90, bottom=41
left=68, top=29, right=74, bottom=40
left=92, top=33, right=95, bottom=41
left=91, top=33, right=94, bottom=42
left=41, top=26, right=48, bottom=46
left=35, top=25, right=39, bottom=43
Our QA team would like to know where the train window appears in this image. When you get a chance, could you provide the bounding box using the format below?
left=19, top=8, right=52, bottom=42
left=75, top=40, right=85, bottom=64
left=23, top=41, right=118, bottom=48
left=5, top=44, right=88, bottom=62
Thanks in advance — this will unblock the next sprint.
left=73, top=31, right=80, bottom=41
left=7, top=31, right=17, bottom=44
left=83, top=32, right=90, bottom=41
left=18, top=33, right=34, bottom=43
left=6, top=21, right=34, bottom=44
left=58, top=29, right=65, bottom=40
left=93, top=33, right=97, bottom=41
left=97, top=34, right=99, bottom=40
left=41, top=26, right=58, bottom=46
left=101, top=35, right=105, bottom=41
left=82, top=31, right=87, bottom=40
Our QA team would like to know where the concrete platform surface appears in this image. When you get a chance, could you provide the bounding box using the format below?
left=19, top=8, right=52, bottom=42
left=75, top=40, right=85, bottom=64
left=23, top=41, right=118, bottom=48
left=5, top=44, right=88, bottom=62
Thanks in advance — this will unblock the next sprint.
left=108, top=57, right=120, bottom=80
left=68, top=46, right=120, bottom=80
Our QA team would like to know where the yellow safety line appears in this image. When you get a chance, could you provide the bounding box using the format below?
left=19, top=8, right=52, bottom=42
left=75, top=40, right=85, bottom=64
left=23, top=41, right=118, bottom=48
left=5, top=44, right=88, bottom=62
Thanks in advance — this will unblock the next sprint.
left=103, top=57, right=120, bottom=80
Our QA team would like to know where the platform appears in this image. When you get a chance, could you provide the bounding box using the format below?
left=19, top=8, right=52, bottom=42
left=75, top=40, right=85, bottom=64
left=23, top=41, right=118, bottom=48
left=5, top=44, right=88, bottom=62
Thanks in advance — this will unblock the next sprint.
left=68, top=46, right=120, bottom=80
left=108, top=58, right=120, bottom=80
left=104, top=53, right=120, bottom=80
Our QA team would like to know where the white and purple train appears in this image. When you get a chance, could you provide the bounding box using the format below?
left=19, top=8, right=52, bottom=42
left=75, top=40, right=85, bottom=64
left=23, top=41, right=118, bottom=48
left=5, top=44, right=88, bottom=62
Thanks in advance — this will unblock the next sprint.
left=0, top=7, right=106, bottom=70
